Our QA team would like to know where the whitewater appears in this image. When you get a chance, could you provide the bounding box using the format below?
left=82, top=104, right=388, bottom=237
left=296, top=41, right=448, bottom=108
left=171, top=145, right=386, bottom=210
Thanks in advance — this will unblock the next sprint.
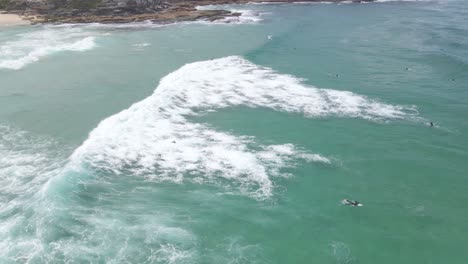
left=1, top=0, right=467, bottom=263
left=0, top=54, right=417, bottom=261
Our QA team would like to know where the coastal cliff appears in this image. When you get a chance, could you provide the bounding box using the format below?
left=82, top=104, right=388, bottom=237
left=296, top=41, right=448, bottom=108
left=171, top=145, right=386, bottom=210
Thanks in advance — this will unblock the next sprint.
left=0, top=0, right=374, bottom=24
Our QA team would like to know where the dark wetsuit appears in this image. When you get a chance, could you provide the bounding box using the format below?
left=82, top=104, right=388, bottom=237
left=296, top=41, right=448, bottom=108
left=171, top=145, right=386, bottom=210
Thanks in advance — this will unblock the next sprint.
left=345, top=199, right=360, bottom=206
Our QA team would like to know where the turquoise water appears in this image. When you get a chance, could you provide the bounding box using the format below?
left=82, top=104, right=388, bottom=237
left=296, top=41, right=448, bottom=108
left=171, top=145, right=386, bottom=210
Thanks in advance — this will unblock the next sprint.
left=1, top=0, right=468, bottom=263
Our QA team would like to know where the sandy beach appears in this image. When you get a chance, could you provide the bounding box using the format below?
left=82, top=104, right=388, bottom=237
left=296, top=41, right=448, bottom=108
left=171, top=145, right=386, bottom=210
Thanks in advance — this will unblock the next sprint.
left=0, top=13, right=30, bottom=26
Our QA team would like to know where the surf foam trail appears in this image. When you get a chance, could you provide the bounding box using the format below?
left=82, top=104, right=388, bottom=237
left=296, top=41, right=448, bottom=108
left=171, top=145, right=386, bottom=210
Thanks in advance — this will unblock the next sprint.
left=0, top=125, right=196, bottom=263
left=0, top=27, right=96, bottom=70
left=0, top=125, right=69, bottom=262
left=69, top=56, right=417, bottom=199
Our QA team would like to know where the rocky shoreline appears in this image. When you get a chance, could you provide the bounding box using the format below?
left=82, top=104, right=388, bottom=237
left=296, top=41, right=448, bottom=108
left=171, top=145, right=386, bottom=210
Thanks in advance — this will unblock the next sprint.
left=1, top=0, right=374, bottom=24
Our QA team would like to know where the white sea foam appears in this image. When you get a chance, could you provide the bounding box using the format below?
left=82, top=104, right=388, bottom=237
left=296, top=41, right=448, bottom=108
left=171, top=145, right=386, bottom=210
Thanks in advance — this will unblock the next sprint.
left=132, top=42, right=152, bottom=51
left=34, top=5, right=261, bottom=34
left=196, top=5, right=264, bottom=24
left=78, top=20, right=168, bottom=29
left=251, top=0, right=429, bottom=5
left=375, top=0, right=432, bottom=2
left=132, top=42, right=151, bottom=48
left=46, top=8, right=261, bottom=32
left=250, top=1, right=332, bottom=5
left=0, top=125, right=69, bottom=262
left=0, top=125, right=65, bottom=203
left=0, top=126, right=195, bottom=262
left=247, top=1, right=288, bottom=5
left=220, top=9, right=264, bottom=24
left=0, top=27, right=97, bottom=70
left=68, top=56, right=417, bottom=199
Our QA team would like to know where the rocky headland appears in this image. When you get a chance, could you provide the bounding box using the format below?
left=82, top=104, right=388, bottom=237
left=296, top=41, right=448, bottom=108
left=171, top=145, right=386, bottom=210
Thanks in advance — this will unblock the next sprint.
left=0, top=0, right=374, bottom=24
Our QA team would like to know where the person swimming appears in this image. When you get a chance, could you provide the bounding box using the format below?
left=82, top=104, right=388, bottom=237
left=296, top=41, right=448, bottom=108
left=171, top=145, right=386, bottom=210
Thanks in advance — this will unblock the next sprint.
left=342, top=199, right=362, bottom=207
left=430, top=122, right=434, bottom=127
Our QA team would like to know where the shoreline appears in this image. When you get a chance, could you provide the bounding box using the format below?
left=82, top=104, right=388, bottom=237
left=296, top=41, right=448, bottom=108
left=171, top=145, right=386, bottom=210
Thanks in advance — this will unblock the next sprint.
left=0, top=13, right=30, bottom=26
left=0, top=0, right=373, bottom=25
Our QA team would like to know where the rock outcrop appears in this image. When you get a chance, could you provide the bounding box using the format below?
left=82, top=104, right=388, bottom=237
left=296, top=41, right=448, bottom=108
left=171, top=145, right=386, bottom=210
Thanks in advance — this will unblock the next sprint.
left=0, top=0, right=374, bottom=24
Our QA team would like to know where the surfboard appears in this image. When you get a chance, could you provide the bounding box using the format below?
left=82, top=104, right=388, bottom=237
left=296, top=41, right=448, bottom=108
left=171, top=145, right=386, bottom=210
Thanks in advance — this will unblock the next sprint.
left=342, top=199, right=363, bottom=206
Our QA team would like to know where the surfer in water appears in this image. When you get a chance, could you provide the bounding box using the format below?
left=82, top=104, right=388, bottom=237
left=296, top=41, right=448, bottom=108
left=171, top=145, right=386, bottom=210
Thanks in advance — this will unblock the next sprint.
left=342, top=199, right=362, bottom=207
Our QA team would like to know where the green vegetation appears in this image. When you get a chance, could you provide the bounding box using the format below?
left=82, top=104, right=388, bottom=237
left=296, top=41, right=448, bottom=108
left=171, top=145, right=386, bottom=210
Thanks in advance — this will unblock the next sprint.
left=0, top=0, right=11, bottom=9
left=47, top=0, right=103, bottom=10
left=68, top=0, right=102, bottom=9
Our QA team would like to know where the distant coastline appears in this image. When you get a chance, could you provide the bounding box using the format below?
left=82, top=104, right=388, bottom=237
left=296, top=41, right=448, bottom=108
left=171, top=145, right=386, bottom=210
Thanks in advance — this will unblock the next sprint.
left=0, top=0, right=374, bottom=25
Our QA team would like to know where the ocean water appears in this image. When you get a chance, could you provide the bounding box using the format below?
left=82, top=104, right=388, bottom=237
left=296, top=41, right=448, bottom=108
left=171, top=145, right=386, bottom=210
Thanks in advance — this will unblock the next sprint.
left=1, top=0, right=468, bottom=263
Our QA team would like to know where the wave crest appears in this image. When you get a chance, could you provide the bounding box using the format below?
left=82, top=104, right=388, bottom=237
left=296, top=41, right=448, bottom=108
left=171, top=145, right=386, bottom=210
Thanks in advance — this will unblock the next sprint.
left=69, top=56, right=416, bottom=199
left=0, top=27, right=97, bottom=70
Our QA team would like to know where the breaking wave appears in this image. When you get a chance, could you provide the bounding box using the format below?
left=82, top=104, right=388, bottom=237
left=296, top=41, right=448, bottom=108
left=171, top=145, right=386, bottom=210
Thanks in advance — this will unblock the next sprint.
left=196, top=5, right=264, bottom=24
left=0, top=6, right=266, bottom=72
left=0, top=125, right=196, bottom=263
left=0, top=27, right=97, bottom=70
left=0, top=125, right=68, bottom=262
left=0, top=56, right=420, bottom=262
left=68, top=56, right=417, bottom=199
